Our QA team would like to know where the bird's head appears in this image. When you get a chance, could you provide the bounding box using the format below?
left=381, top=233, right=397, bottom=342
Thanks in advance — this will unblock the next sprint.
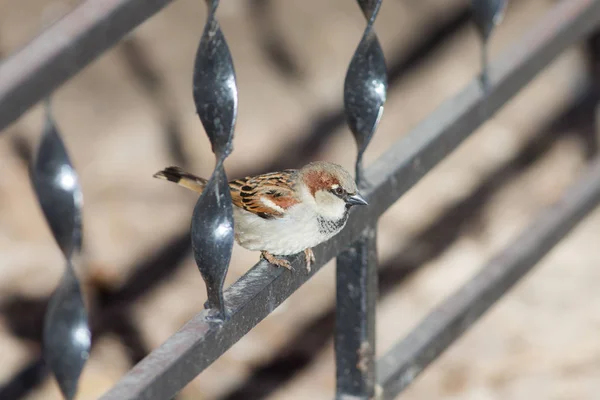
left=298, top=161, right=367, bottom=220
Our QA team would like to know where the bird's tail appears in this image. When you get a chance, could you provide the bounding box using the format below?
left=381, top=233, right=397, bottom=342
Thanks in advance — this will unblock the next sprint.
left=153, top=166, right=208, bottom=193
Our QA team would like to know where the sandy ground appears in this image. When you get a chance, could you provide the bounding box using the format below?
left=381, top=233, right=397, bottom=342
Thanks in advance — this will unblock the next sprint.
left=1, top=0, right=600, bottom=399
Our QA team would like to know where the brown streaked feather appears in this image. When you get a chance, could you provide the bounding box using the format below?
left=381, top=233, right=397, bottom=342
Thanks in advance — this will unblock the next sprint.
left=154, top=167, right=300, bottom=219
left=230, top=170, right=299, bottom=219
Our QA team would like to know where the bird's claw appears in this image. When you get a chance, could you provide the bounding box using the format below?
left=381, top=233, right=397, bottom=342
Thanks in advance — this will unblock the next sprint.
left=261, top=251, right=293, bottom=270
left=304, top=248, right=315, bottom=273
left=260, top=249, right=314, bottom=273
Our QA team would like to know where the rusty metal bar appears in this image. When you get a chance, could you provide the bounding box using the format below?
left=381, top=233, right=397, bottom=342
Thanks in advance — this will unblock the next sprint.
left=99, top=1, right=600, bottom=398
left=0, top=0, right=176, bottom=132
left=377, top=155, right=600, bottom=398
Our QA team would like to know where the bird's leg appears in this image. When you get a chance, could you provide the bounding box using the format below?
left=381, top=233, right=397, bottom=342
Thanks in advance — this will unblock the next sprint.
left=304, top=248, right=315, bottom=273
left=261, top=251, right=292, bottom=270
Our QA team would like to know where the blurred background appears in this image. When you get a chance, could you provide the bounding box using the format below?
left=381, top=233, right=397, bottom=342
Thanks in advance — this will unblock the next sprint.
left=1, top=0, right=600, bottom=398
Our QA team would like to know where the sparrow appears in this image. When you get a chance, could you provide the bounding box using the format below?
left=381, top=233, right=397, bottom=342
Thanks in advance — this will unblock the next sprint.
left=153, top=161, right=368, bottom=272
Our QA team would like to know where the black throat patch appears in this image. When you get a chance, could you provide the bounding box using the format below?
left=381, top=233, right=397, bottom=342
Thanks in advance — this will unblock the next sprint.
left=317, top=209, right=349, bottom=235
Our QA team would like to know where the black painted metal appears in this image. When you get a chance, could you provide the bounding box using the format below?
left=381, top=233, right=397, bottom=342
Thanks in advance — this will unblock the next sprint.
left=335, top=227, right=379, bottom=399
left=30, top=103, right=90, bottom=400
left=190, top=0, right=237, bottom=320
left=377, top=155, right=600, bottom=399
left=335, top=0, right=386, bottom=397
left=344, top=0, right=387, bottom=184
left=99, top=1, right=600, bottom=397
left=471, top=0, right=508, bottom=91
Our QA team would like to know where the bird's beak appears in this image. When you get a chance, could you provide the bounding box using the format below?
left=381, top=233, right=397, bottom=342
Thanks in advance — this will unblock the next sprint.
left=346, top=192, right=368, bottom=206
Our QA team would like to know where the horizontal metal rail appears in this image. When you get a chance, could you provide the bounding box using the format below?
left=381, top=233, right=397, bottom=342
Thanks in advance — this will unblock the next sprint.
left=0, top=0, right=176, bottom=132
left=377, top=155, right=600, bottom=399
left=99, top=0, right=600, bottom=398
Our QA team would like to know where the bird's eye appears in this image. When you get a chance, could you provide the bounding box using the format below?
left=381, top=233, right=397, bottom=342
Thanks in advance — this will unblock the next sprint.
left=331, top=186, right=345, bottom=196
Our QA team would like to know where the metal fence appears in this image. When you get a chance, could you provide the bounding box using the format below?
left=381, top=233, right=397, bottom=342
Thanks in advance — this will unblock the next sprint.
left=2, top=0, right=600, bottom=399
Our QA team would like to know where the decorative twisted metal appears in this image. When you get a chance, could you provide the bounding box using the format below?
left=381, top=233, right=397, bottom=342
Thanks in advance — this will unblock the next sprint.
left=190, top=0, right=237, bottom=320
left=31, top=102, right=90, bottom=400
left=344, top=0, right=387, bottom=186
left=335, top=0, right=386, bottom=397
left=471, top=0, right=508, bottom=92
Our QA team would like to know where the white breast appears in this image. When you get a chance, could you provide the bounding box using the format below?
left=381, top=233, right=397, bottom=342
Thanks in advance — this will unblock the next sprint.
left=232, top=203, right=346, bottom=255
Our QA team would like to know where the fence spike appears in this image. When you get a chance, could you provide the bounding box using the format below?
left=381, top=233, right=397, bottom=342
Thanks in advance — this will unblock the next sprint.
left=31, top=101, right=90, bottom=400
left=190, top=0, right=238, bottom=320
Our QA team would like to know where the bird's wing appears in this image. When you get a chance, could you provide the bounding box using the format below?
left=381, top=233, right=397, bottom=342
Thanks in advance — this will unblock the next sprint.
left=229, top=170, right=300, bottom=219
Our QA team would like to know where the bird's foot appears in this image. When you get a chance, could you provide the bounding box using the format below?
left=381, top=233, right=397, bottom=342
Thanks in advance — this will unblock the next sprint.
left=261, top=251, right=292, bottom=270
left=304, top=248, right=315, bottom=273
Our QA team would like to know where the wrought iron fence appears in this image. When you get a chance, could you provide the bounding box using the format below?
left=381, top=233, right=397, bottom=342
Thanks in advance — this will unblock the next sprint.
left=2, top=0, right=600, bottom=399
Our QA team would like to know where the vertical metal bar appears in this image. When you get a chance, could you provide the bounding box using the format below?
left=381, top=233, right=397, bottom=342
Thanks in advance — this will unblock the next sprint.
left=188, top=0, right=237, bottom=320
left=335, top=226, right=378, bottom=398
left=471, top=0, right=509, bottom=91
left=31, top=102, right=90, bottom=400
left=335, top=0, right=386, bottom=396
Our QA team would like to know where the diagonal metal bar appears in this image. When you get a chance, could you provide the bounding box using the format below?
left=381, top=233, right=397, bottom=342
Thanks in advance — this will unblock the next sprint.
left=377, top=155, right=600, bottom=399
left=99, top=0, right=600, bottom=398
left=0, top=0, right=176, bottom=132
